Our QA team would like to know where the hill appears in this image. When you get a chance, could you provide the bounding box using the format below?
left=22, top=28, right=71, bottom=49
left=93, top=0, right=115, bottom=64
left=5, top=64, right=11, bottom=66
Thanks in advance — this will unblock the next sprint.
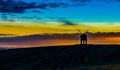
left=0, top=45, right=120, bottom=70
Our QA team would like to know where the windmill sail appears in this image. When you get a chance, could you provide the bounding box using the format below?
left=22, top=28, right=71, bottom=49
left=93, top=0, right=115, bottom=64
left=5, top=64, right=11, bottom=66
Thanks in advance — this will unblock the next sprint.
left=84, top=29, right=89, bottom=34
left=76, top=29, right=81, bottom=34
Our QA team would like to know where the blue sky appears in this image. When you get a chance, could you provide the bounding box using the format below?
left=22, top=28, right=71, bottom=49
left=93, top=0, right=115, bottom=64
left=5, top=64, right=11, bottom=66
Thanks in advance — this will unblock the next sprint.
left=0, top=0, right=120, bottom=22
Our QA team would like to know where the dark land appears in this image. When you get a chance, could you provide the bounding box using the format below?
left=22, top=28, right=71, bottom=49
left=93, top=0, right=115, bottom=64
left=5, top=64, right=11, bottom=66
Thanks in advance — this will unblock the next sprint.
left=1, top=45, right=120, bottom=70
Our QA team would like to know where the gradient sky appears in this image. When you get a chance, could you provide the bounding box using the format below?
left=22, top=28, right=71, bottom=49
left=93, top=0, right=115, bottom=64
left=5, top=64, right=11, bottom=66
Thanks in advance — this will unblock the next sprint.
left=0, top=0, right=120, bottom=36
left=0, top=0, right=120, bottom=48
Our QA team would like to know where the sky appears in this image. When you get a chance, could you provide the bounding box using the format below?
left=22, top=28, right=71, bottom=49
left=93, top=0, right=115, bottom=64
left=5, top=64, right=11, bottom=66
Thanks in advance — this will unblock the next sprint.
left=0, top=0, right=120, bottom=48
left=0, top=0, right=120, bottom=36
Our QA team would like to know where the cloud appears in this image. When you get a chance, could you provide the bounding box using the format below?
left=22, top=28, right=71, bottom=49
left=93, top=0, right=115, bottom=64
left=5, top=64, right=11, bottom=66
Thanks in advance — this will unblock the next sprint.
left=0, top=1, right=70, bottom=13
left=48, top=3, right=60, bottom=8
left=37, top=18, right=42, bottom=20
left=21, top=16, right=35, bottom=19
left=58, top=3, right=70, bottom=7
left=0, top=1, right=28, bottom=13
left=0, top=0, right=81, bottom=14
left=32, top=10, right=42, bottom=13
left=37, top=3, right=49, bottom=10
left=59, top=19, right=77, bottom=26
left=71, top=0, right=91, bottom=2
left=0, top=0, right=88, bottom=21
left=0, top=34, right=16, bottom=36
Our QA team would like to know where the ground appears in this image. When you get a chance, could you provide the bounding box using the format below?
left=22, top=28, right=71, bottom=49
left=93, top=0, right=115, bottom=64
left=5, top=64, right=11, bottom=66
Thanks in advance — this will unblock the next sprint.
left=0, top=44, right=120, bottom=70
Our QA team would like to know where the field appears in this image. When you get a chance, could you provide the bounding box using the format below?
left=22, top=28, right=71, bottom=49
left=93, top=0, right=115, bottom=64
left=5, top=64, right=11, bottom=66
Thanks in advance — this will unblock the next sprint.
left=0, top=45, right=120, bottom=70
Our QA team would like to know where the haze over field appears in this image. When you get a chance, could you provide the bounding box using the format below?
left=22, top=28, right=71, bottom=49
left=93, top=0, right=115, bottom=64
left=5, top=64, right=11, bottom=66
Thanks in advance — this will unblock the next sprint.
left=0, top=33, right=120, bottom=48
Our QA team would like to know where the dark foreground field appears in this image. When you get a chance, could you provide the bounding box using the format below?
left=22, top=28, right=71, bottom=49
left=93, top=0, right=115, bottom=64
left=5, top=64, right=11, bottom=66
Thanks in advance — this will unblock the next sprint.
left=1, top=45, right=120, bottom=70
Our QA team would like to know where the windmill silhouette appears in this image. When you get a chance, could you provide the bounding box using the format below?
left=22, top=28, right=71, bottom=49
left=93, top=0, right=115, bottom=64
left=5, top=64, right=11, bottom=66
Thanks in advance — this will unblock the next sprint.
left=77, top=29, right=88, bottom=45
left=59, top=19, right=89, bottom=45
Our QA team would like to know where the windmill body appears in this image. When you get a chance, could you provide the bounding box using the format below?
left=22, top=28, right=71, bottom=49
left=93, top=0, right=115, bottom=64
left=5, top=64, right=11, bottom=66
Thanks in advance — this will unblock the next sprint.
left=77, top=29, right=88, bottom=45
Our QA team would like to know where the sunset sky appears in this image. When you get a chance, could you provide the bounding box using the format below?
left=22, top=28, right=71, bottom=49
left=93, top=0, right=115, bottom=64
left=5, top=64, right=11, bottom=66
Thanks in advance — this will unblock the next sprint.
left=0, top=0, right=120, bottom=48
left=0, top=0, right=120, bottom=36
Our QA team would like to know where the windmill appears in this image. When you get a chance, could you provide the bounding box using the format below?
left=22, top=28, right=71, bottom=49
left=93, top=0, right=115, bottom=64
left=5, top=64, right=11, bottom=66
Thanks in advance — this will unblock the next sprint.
left=59, top=19, right=89, bottom=45
left=76, top=29, right=89, bottom=45
left=76, top=29, right=81, bottom=34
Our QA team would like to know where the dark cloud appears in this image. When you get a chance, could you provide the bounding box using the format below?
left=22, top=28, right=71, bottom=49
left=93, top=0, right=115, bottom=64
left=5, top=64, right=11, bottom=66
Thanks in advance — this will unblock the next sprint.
left=7, top=19, right=15, bottom=22
left=37, top=2, right=70, bottom=9
left=0, top=0, right=89, bottom=14
left=71, top=0, right=91, bottom=2
left=58, top=3, right=70, bottom=7
left=0, top=0, right=28, bottom=13
left=48, top=3, right=60, bottom=8
left=32, top=10, right=42, bottom=13
left=0, top=34, right=16, bottom=36
left=59, top=19, right=77, bottom=26
left=37, top=18, right=42, bottom=20
left=0, top=0, right=71, bottom=14
left=37, top=3, right=49, bottom=10
left=72, top=3, right=87, bottom=7
left=21, top=16, right=35, bottom=19
left=20, top=16, right=42, bottom=20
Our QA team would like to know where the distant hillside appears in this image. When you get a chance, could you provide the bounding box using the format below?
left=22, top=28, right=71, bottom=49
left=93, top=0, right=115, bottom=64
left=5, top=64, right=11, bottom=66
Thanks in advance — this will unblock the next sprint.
left=0, top=48, right=6, bottom=50
left=0, top=34, right=78, bottom=42
left=0, top=45, right=120, bottom=70
left=1, top=32, right=120, bottom=41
